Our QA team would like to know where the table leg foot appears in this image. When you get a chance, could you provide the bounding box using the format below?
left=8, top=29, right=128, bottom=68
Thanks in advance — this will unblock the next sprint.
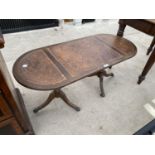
left=137, top=75, right=145, bottom=85
left=59, top=89, right=81, bottom=111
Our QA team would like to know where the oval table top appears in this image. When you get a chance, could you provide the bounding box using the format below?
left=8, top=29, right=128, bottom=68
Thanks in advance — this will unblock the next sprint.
left=13, top=34, right=137, bottom=90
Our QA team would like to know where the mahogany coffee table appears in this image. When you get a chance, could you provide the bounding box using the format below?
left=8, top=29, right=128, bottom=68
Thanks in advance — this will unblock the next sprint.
left=13, top=34, right=137, bottom=113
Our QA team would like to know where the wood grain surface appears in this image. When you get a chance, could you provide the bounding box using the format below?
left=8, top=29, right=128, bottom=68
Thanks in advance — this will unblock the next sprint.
left=13, top=34, right=137, bottom=90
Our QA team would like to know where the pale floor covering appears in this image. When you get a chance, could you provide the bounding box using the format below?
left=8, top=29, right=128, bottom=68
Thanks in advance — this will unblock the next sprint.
left=1, top=19, right=155, bottom=134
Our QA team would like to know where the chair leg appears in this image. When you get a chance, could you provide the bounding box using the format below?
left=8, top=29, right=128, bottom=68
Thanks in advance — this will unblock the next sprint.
left=137, top=49, right=155, bottom=84
left=117, top=23, right=126, bottom=37
left=33, top=89, right=80, bottom=113
left=147, top=37, right=155, bottom=55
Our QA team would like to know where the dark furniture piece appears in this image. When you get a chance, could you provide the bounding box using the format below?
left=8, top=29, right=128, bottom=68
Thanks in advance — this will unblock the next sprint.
left=137, top=48, right=155, bottom=84
left=117, top=19, right=155, bottom=55
left=117, top=19, right=155, bottom=84
left=0, top=19, right=59, bottom=34
left=0, top=29, right=34, bottom=135
left=134, top=119, right=155, bottom=135
left=0, top=28, right=4, bottom=48
left=82, top=19, right=95, bottom=24
left=13, top=34, right=137, bottom=113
